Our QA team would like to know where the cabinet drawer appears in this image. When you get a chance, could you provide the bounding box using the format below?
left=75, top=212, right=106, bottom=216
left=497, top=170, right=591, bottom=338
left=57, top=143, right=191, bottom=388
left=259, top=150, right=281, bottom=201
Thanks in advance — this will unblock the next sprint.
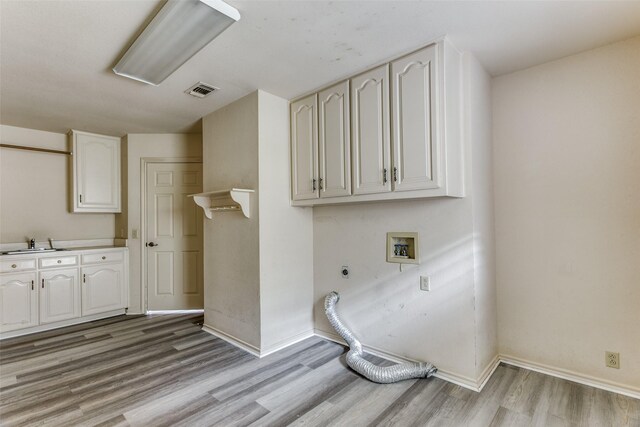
left=81, top=251, right=124, bottom=265
left=39, top=255, right=78, bottom=269
left=0, top=258, right=37, bottom=273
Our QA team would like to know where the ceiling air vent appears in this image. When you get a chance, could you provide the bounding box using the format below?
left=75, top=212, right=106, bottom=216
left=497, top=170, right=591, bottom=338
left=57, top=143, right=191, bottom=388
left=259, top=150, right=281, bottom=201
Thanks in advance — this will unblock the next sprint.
left=186, top=82, right=218, bottom=98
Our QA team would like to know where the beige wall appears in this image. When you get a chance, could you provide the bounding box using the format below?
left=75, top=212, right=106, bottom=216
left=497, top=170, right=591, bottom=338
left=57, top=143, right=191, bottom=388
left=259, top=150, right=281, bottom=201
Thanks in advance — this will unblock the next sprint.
left=313, top=54, right=496, bottom=387
left=493, top=36, right=640, bottom=390
left=202, top=92, right=262, bottom=348
left=202, top=90, right=314, bottom=353
left=0, top=125, right=115, bottom=244
left=119, top=133, right=202, bottom=314
left=258, top=91, right=314, bottom=353
left=467, top=53, right=498, bottom=379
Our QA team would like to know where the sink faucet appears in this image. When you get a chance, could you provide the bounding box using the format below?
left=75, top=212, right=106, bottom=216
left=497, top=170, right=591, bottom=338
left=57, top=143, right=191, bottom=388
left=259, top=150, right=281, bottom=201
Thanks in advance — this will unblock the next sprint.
left=29, top=238, right=36, bottom=249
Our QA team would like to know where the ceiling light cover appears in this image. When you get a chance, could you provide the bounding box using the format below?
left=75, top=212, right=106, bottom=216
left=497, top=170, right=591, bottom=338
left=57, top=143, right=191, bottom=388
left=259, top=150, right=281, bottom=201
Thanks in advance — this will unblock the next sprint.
left=113, top=0, right=240, bottom=86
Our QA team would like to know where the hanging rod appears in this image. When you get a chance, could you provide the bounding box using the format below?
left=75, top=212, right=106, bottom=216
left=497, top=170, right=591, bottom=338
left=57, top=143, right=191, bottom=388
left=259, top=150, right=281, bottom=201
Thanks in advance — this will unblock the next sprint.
left=0, top=143, right=72, bottom=156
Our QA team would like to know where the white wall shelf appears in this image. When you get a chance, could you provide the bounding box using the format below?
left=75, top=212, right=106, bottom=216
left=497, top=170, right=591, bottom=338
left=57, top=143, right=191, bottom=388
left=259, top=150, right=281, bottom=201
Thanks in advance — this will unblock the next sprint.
left=189, top=188, right=254, bottom=220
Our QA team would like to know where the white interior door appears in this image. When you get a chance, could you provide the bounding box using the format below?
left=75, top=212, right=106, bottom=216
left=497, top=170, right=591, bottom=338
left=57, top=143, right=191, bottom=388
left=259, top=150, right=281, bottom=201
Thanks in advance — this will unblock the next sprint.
left=146, top=163, right=203, bottom=310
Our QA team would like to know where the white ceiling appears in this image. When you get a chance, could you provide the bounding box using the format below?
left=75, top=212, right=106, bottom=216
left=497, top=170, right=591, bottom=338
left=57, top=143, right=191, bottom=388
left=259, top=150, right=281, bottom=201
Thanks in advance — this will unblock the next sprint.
left=1, top=1, right=640, bottom=137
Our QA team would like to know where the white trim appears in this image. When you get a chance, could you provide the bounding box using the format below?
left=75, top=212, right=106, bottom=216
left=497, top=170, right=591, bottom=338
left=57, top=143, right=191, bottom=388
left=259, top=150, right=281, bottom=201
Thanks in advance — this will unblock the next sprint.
left=147, top=309, right=204, bottom=315
left=260, top=329, right=315, bottom=358
left=194, top=326, right=640, bottom=399
left=1, top=309, right=126, bottom=340
left=476, top=355, right=501, bottom=391
left=500, top=355, right=640, bottom=400
left=201, top=324, right=261, bottom=357
left=314, top=329, right=482, bottom=392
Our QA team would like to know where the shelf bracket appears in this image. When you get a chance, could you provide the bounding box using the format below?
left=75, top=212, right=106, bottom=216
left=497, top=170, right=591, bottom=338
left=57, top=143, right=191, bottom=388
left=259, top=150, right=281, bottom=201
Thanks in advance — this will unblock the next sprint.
left=189, top=188, right=254, bottom=220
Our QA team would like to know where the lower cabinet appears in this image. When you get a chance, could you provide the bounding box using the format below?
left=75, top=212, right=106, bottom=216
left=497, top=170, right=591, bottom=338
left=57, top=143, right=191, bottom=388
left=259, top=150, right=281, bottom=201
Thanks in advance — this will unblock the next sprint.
left=82, top=263, right=125, bottom=316
left=0, top=272, right=38, bottom=332
left=0, top=248, right=128, bottom=337
left=39, top=268, right=80, bottom=324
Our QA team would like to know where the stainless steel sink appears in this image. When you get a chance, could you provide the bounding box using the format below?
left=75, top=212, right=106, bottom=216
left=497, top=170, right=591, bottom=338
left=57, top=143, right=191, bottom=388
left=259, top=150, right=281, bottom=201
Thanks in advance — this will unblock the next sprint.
left=0, top=248, right=68, bottom=255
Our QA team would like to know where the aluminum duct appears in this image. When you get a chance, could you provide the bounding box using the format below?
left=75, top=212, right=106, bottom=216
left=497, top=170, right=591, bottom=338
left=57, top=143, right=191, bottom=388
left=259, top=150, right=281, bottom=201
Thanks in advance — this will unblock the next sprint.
left=324, top=291, right=437, bottom=384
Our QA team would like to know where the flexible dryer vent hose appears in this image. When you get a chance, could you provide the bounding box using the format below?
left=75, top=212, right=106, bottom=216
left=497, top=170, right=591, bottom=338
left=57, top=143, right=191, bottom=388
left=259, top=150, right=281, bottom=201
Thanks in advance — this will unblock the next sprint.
left=324, top=291, right=437, bottom=384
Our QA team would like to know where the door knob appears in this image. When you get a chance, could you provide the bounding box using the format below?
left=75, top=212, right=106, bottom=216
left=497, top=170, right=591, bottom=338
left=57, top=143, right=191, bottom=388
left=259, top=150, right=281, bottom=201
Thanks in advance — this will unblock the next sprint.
left=146, top=242, right=159, bottom=247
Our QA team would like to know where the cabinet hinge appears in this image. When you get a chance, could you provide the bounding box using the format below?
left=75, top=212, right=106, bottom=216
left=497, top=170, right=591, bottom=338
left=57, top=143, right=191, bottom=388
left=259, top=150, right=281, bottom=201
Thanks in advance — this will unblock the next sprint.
left=319, top=178, right=323, bottom=190
left=83, top=274, right=86, bottom=283
left=383, top=168, right=388, bottom=184
left=393, top=167, right=398, bottom=182
left=312, top=178, right=317, bottom=191
left=41, top=279, right=44, bottom=289
left=31, top=280, right=34, bottom=291
left=79, top=194, right=83, bottom=204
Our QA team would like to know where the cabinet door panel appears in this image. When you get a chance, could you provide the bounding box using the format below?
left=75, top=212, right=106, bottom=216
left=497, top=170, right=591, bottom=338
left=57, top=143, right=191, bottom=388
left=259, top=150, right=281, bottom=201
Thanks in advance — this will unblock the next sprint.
left=40, top=268, right=80, bottom=324
left=391, top=45, right=440, bottom=191
left=319, top=81, right=351, bottom=198
left=351, top=65, right=391, bottom=195
left=291, top=94, right=319, bottom=201
left=82, top=264, right=125, bottom=316
left=0, top=273, right=37, bottom=332
left=72, top=131, right=121, bottom=212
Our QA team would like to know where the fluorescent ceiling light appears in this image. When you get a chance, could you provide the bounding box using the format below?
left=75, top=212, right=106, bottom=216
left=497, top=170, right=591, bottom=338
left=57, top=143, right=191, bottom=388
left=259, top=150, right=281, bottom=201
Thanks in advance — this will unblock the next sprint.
left=113, top=0, right=240, bottom=86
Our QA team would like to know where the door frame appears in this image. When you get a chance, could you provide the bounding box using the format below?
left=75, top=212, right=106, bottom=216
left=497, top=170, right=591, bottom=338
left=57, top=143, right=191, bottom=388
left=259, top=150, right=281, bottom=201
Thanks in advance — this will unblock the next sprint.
left=140, top=157, right=202, bottom=314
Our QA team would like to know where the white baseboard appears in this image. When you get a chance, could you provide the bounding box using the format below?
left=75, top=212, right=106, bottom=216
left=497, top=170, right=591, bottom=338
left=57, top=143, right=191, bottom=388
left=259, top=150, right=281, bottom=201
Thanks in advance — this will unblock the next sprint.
left=146, top=309, right=204, bottom=315
left=199, top=325, right=640, bottom=399
left=201, top=324, right=261, bottom=357
left=314, top=329, right=484, bottom=392
left=0, top=309, right=126, bottom=340
left=201, top=324, right=314, bottom=359
left=500, top=355, right=640, bottom=400
left=477, top=355, right=501, bottom=391
left=260, top=329, right=315, bottom=358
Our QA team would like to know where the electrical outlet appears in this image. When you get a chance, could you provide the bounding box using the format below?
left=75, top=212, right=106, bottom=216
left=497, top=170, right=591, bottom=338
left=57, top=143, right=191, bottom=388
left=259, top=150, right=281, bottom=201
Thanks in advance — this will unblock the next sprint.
left=341, top=266, right=349, bottom=279
left=605, top=351, right=620, bottom=369
left=420, top=276, right=430, bottom=291
left=132, top=229, right=138, bottom=239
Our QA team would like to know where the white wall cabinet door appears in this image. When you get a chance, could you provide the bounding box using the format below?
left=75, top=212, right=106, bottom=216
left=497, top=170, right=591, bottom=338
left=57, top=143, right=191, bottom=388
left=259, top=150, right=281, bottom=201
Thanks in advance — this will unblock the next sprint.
left=391, top=45, right=440, bottom=192
left=71, top=130, right=121, bottom=213
left=82, top=264, right=125, bottom=316
left=318, top=81, right=351, bottom=198
left=39, top=268, right=80, bottom=324
left=351, top=64, right=391, bottom=195
left=290, top=94, right=319, bottom=201
left=0, top=273, right=37, bottom=332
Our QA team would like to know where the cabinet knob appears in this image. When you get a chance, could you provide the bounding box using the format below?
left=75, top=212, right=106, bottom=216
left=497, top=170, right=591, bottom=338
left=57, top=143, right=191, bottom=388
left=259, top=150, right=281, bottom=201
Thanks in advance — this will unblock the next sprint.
left=57, top=260, right=62, bottom=264
left=102, top=256, right=106, bottom=260
left=11, top=264, right=17, bottom=268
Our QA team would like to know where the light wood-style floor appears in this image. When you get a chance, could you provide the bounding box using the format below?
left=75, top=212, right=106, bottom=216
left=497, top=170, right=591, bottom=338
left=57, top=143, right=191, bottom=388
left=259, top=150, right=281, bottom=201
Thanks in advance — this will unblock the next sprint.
left=0, top=314, right=637, bottom=426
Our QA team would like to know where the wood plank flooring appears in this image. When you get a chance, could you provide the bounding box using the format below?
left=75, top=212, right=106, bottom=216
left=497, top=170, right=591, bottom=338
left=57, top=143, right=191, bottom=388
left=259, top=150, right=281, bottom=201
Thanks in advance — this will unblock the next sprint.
left=0, top=314, right=638, bottom=426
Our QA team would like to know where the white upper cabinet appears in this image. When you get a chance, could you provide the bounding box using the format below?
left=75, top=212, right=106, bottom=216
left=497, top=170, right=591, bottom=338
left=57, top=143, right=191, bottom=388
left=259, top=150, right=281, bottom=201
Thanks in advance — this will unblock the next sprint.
left=318, top=81, right=351, bottom=198
left=290, top=94, right=319, bottom=201
left=351, top=64, right=391, bottom=195
left=289, top=38, right=463, bottom=206
left=71, top=130, right=121, bottom=213
left=391, top=44, right=439, bottom=192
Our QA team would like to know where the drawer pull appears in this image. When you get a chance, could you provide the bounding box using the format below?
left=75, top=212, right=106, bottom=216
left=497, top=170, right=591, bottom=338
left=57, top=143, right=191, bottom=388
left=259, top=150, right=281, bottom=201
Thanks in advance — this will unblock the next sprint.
left=57, top=260, right=62, bottom=264
left=102, top=256, right=106, bottom=260
left=11, top=264, right=17, bottom=268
